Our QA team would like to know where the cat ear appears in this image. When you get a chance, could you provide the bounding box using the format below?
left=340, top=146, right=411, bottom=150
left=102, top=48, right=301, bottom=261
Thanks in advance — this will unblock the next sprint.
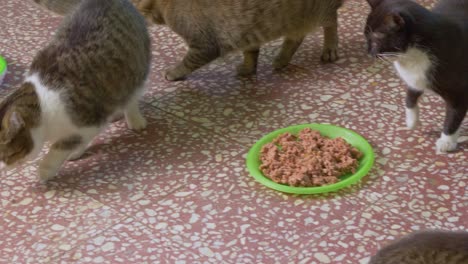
left=385, top=13, right=405, bottom=29
left=366, top=0, right=383, bottom=9
left=0, top=111, right=25, bottom=144
left=8, top=111, right=25, bottom=133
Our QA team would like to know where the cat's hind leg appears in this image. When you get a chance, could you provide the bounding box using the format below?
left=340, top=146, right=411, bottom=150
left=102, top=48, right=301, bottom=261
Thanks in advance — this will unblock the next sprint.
left=67, top=127, right=101, bottom=161
left=124, top=96, right=147, bottom=131
left=109, top=111, right=124, bottom=123
left=237, top=47, right=260, bottom=76
left=165, top=45, right=221, bottom=81
left=273, top=36, right=305, bottom=70
left=405, top=88, right=424, bottom=129
left=321, top=12, right=339, bottom=63
left=436, top=103, right=466, bottom=153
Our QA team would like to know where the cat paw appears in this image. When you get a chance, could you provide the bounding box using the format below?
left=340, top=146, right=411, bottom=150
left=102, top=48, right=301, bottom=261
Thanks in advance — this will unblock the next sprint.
left=321, top=47, right=339, bottom=63
left=406, top=120, right=420, bottom=130
left=405, top=107, right=420, bottom=130
left=164, top=67, right=186, bottom=81
left=38, top=166, right=58, bottom=183
left=127, top=115, right=147, bottom=131
left=67, top=149, right=86, bottom=161
left=236, top=64, right=256, bottom=76
left=436, top=133, right=458, bottom=153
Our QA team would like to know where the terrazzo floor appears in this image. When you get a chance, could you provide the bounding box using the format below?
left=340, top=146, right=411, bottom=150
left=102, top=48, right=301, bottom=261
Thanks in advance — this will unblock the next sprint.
left=0, top=0, right=467, bottom=263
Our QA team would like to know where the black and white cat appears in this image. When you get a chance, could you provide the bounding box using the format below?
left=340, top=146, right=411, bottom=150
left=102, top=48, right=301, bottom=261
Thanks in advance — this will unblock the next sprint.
left=365, top=0, right=467, bottom=152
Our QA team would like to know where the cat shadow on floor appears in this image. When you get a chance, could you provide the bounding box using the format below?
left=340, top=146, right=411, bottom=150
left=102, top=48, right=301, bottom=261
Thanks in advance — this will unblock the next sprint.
left=38, top=107, right=190, bottom=187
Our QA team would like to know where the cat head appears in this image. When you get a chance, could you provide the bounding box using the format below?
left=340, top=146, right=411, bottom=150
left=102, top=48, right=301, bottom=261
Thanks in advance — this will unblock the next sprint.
left=0, top=110, right=34, bottom=170
left=364, top=0, right=414, bottom=57
left=137, top=0, right=166, bottom=25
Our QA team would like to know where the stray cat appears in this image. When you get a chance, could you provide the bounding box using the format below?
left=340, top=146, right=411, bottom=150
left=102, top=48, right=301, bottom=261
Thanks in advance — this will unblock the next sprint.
left=369, top=230, right=468, bottom=264
left=0, top=0, right=150, bottom=182
left=364, top=0, right=468, bottom=153
left=136, top=0, right=344, bottom=81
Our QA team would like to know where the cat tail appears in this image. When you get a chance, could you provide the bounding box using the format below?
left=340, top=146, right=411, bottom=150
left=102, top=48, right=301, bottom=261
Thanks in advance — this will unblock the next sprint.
left=32, top=0, right=82, bottom=16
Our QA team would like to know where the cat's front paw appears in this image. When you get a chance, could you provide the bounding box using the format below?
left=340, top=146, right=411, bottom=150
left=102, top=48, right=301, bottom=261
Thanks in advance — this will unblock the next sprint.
left=436, top=133, right=458, bottom=153
left=38, top=165, right=58, bottom=183
left=321, top=47, right=339, bottom=63
left=127, top=115, right=147, bottom=131
left=164, top=67, right=187, bottom=81
left=405, top=107, right=420, bottom=130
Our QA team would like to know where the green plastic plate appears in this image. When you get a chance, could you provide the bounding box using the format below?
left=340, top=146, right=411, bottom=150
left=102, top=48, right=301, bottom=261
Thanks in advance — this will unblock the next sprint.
left=0, top=55, right=6, bottom=83
left=246, top=124, right=375, bottom=194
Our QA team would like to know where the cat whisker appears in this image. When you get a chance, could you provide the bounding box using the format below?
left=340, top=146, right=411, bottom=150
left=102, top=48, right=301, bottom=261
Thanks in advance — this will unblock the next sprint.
left=375, top=52, right=401, bottom=64
left=376, top=53, right=400, bottom=64
left=377, top=52, right=401, bottom=57
left=376, top=55, right=390, bottom=64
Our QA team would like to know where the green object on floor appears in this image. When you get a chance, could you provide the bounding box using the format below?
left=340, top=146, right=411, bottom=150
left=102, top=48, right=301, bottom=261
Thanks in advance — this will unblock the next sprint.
left=0, top=55, right=6, bottom=85
left=246, top=123, right=375, bottom=194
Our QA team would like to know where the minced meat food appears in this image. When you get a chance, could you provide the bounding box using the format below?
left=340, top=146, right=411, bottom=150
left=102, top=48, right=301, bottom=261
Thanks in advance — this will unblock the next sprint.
left=259, top=128, right=363, bottom=187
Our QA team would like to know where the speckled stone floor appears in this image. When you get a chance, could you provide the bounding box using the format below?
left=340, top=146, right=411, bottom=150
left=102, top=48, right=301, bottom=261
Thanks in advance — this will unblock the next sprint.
left=0, top=0, right=466, bottom=263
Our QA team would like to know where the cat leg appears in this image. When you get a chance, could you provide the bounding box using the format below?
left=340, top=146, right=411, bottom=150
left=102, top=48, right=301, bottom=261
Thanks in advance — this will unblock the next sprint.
left=237, top=47, right=260, bottom=76
left=405, top=88, right=424, bottom=129
left=67, top=127, right=101, bottom=161
left=124, top=97, right=147, bottom=131
left=436, top=103, right=466, bottom=153
left=273, top=36, right=305, bottom=70
left=67, top=144, right=88, bottom=161
left=165, top=46, right=220, bottom=81
left=321, top=14, right=339, bottom=62
left=38, top=135, right=82, bottom=182
left=109, top=111, right=124, bottom=123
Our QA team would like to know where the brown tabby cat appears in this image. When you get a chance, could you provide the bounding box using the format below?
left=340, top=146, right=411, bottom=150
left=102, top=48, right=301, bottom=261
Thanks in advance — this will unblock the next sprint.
left=136, top=0, right=344, bottom=81
left=0, top=0, right=150, bottom=182
left=370, top=230, right=468, bottom=264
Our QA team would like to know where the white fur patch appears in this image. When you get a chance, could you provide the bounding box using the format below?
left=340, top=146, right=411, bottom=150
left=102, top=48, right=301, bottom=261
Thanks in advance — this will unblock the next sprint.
left=405, top=106, right=420, bottom=130
left=24, top=73, right=102, bottom=164
left=0, top=161, right=6, bottom=170
left=436, top=131, right=459, bottom=153
left=25, top=73, right=78, bottom=142
left=394, top=48, right=433, bottom=91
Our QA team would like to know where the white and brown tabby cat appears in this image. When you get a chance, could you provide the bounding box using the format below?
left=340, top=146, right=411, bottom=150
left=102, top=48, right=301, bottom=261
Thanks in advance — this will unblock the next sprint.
left=136, top=0, right=344, bottom=81
left=0, top=0, right=150, bottom=182
left=364, top=0, right=468, bottom=153
left=370, top=230, right=468, bottom=264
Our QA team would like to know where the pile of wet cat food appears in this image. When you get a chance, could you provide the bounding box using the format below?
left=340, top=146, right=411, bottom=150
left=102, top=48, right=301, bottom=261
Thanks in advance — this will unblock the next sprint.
left=259, top=128, right=363, bottom=187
